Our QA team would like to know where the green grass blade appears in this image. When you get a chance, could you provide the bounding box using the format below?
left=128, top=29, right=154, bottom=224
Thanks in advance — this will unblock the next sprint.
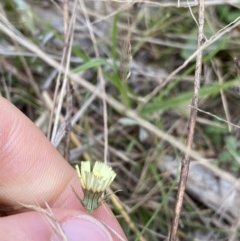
left=72, top=58, right=111, bottom=73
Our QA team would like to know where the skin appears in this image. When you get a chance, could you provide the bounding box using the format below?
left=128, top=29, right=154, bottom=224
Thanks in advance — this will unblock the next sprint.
left=0, top=97, right=126, bottom=241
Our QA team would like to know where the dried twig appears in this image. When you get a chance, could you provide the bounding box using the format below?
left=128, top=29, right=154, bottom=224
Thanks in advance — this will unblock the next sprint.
left=169, top=1, right=205, bottom=240
left=0, top=64, right=10, bottom=100
left=63, top=0, right=73, bottom=162
left=234, top=57, right=240, bottom=70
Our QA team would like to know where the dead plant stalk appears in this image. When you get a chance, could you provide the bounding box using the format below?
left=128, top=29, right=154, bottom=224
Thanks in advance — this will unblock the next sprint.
left=63, top=0, right=72, bottom=162
left=169, top=1, right=205, bottom=240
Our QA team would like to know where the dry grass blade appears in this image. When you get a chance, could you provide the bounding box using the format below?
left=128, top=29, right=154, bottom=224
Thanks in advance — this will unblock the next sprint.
left=169, top=1, right=205, bottom=240
left=110, top=189, right=147, bottom=241
left=93, top=0, right=239, bottom=7
left=119, top=12, right=132, bottom=85
left=190, top=106, right=240, bottom=130
left=101, top=219, right=127, bottom=241
left=18, top=202, right=67, bottom=241
left=78, top=0, right=109, bottom=165
left=1, top=16, right=239, bottom=187
left=48, top=0, right=78, bottom=144
left=211, top=59, right=232, bottom=132
left=139, top=15, right=240, bottom=108
left=53, top=90, right=98, bottom=147
left=2, top=4, right=240, bottom=239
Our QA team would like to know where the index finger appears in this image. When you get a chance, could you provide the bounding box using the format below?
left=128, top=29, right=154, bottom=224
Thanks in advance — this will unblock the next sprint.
left=0, top=96, right=82, bottom=210
left=0, top=97, right=126, bottom=240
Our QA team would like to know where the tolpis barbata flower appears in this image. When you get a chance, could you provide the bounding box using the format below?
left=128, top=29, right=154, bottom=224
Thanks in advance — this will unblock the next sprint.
left=75, top=161, right=116, bottom=213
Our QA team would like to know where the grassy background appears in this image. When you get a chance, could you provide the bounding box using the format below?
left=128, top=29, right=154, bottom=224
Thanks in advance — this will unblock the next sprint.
left=1, top=0, right=240, bottom=240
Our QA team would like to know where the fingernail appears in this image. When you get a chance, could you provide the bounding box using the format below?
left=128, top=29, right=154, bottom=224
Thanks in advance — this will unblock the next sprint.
left=52, top=215, right=113, bottom=241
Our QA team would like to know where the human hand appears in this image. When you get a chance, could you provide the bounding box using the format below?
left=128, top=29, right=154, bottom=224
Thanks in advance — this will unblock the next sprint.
left=0, top=97, right=126, bottom=241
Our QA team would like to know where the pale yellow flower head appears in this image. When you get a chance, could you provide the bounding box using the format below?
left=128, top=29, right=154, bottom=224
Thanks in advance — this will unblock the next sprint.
left=75, top=161, right=116, bottom=212
left=76, top=161, right=116, bottom=193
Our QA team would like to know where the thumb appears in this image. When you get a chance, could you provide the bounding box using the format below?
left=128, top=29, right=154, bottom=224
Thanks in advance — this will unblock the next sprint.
left=53, top=215, right=113, bottom=241
left=1, top=209, right=113, bottom=241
